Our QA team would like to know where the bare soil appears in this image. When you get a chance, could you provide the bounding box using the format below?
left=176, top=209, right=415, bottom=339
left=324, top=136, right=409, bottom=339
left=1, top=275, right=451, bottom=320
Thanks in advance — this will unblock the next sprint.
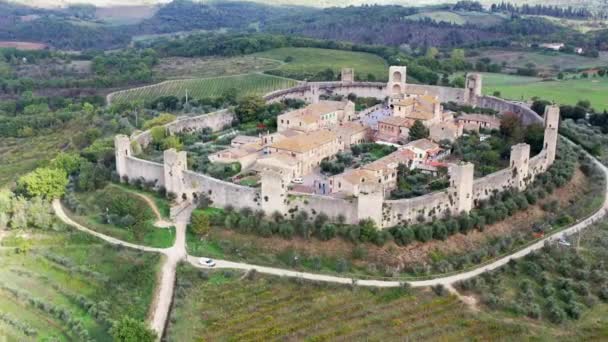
left=0, top=41, right=47, bottom=50
left=211, top=167, right=590, bottom=270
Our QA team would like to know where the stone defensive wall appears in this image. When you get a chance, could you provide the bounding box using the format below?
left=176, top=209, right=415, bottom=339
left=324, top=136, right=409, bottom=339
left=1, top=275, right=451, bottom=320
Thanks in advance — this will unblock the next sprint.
left=132, top=109, right=234, bottom=148
left=115, top=74, right=559, bottom=229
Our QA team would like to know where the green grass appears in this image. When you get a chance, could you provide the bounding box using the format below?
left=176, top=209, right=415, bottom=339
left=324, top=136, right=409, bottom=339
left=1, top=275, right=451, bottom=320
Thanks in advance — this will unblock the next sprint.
left=406, top=10, right=506, bottom=27
left=166, top=264, right=583, bottom=341
left=470, top=49, right=608, bottom=72
left=110, top=183, right=171, bottom=219
left=109, top=73, right=298, bottom=105
left=154, top=56, right=283, bottom=79
left=252, top=47, right=388, bottom=81
left=480, top=72, right=608, bottom=111
left=0, top=124, right=77, bottom=187
left=67, top=185, right=175, bottom=248
left=0, top=229, right=160, bottom=341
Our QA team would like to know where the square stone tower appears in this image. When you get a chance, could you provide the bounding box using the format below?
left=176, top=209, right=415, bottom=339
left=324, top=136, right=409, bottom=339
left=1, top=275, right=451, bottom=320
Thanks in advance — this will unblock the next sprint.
left=261, top=168, right=289, bottom=216
left=543, top=105, right=560, bottom=167
left=307, top=84, right=320, bottom=104
left=465, top=73, right=482, bottom=106
left=510, top=143, right=531, bottom=191
left=114, top=134, right=131, bottom=179
left=448, top=162, right=474, bottom=215
left=387, top=66, right=407, bottom=97
left=164, top=148, right=188, bottom=201
left=341, top=68, right=354, bottom=83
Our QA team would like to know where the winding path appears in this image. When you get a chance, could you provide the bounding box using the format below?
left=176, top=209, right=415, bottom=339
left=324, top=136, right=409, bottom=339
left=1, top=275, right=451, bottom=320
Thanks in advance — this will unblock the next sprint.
left=52, top=150, right=608, bottom=338
left=52, top=200, right=193, bottom=340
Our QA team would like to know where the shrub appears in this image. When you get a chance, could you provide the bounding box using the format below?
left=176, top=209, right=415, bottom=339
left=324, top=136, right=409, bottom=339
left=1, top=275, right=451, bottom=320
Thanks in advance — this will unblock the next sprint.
left=191, top=211, right=210, bottom=236
left=17, top=168, right=68, bottom=199
left=415, top=224, right=433, bottom=242
left=431, top=284, right=446, bottom=296
left=319, top=223, right=336, bottom=241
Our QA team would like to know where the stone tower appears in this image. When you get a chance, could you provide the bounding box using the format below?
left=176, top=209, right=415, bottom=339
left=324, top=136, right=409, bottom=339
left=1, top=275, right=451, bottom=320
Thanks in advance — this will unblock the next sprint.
left=260, top=168, right=289, bottom=217
left=448, top=162, right=474, bottom=214
left=307, top=84, right=320, bottom=104
left=543, top=105, right=560, bottom=167
left=465, top=73, right=482, bottom=106
left=387, top=66, right=407, bottom=96
left=114, top=134, right=131, bottom=180
left=164, top=148, right=188, bottom=201
left=510, top=143, right=531, bottom=191
left=341, top=68, right=354, bottom=83
left=357, top=183, right=384, bottom=226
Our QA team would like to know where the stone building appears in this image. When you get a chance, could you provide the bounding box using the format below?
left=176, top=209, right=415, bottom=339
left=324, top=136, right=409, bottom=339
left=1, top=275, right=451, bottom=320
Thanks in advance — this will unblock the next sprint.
left=376, top=116, right=414, bottom=143
left=456, top=113, right=501, bottom=132
left=262, top=129, right=342, bottom=178
left=277, top=100, right=355, bottom=133
left=429, top=121, right=464, bottom=142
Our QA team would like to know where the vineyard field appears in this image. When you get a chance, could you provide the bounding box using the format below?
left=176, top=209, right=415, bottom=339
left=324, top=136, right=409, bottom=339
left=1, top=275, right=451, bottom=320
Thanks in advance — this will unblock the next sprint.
left=108, top=73, right=298, bottom=105
left=166, top=265, right=547, bottom=341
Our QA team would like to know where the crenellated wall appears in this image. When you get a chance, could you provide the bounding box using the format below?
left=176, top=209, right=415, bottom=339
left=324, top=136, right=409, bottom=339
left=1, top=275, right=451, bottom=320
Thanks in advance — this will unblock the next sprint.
left=286, top=192, right=359, bottom=223
left=383, top=191, right=454, bottom=227
left=132, top=109, right=234, bottom=148
left=115, top=69, right=561, bottom=229
left=124, top=156, right=165, bottom=186
left=182, top=170, right=260, bottom=210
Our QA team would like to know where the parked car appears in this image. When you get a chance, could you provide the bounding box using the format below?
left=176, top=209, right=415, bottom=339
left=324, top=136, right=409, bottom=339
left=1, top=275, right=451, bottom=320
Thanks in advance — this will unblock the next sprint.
left=291, top=178, right=304, bottom=184
left=558, top=238, right=571, bottom=247
left=199, top=258, right=216, bottom=267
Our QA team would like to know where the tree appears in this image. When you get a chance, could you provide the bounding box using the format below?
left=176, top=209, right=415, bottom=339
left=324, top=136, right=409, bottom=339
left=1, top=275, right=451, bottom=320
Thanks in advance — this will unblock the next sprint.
left=450, top=76, right=465, bottom=88
left=531, top=100, right=551, bottom=116
left=150, top=126, right=166, bottom=149
left=425, top=47, right=439, bottom=59
left=18, top=168, right=68, bottom=199
left=235, top=95, right=265, bottom=123
left=191, top=211, right=210, bottom=236
left=49, top=152, right=84, bottom=175
left=110, top=316, right=156, bottom=342
left=500, top=113, right=524, bottom=142
left=409, top=120, right=429, bottom=140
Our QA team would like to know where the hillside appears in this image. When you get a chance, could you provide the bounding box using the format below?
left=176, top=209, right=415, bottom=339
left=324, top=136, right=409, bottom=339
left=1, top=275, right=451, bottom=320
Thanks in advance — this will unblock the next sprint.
left=7, top=0, right=604, bottom=9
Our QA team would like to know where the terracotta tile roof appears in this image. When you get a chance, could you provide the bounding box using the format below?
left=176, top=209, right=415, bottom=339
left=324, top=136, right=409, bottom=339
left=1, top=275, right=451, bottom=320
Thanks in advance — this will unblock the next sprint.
left=395, top=98, right=415, bottom=106
left=280, top=101, right=346, bottom=124
left=364, top=149, right=415, bottom=172
left=405, top=138, right=440, bottom=151
left=258, top=152, right=299, bottom=167
left=341, top=169, right=377, bottom=184
left=271, top=129, right=338, bottom=153
left=379, top=116, right=415, bottom=127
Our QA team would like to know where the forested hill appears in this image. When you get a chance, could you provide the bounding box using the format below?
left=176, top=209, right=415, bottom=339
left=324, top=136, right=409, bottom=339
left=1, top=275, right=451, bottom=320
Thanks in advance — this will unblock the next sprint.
left=0, top=0, right=606, bottom=51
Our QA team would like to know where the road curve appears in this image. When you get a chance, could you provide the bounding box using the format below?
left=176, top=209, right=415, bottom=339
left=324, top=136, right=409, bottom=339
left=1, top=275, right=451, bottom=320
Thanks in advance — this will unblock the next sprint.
left=52, top=199, right=193, bottom=340
left=187, top=155, right=608, bottom=288
left=52, top=200, right=164, bottom=253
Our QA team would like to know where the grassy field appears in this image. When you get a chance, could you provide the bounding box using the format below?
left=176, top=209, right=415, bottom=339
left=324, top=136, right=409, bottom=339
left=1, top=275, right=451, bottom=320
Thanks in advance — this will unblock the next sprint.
left=0, top=229, right=160, bottom=341
left=154, top=56, right=283, bottom=79
left=0, top=124, right=76, bottom=187
left=480, top=73, right=608, bottom=110
left=166, top=264, right=601, bottom=341
left=469, top=49, right=608, bottom=73
left=67, top=185, right=175, bottom=248
left=109, top=73, right=298, bottom=105
left=252, top=47, right=389, bottom=81
left=406, top=10, right=506, bottom=27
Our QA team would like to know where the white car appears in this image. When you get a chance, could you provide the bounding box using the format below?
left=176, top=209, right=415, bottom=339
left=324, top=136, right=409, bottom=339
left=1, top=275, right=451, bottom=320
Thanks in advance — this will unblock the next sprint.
left=199, top=258, right=216, bottom=267
left=558, top=238, right=571, bottom=247
left=291, top=178, right=304, bottom=184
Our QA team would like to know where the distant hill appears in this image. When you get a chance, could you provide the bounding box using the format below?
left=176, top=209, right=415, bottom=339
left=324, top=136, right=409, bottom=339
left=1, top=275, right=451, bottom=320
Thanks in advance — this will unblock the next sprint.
left=6, top=0, right=603, bottom=9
